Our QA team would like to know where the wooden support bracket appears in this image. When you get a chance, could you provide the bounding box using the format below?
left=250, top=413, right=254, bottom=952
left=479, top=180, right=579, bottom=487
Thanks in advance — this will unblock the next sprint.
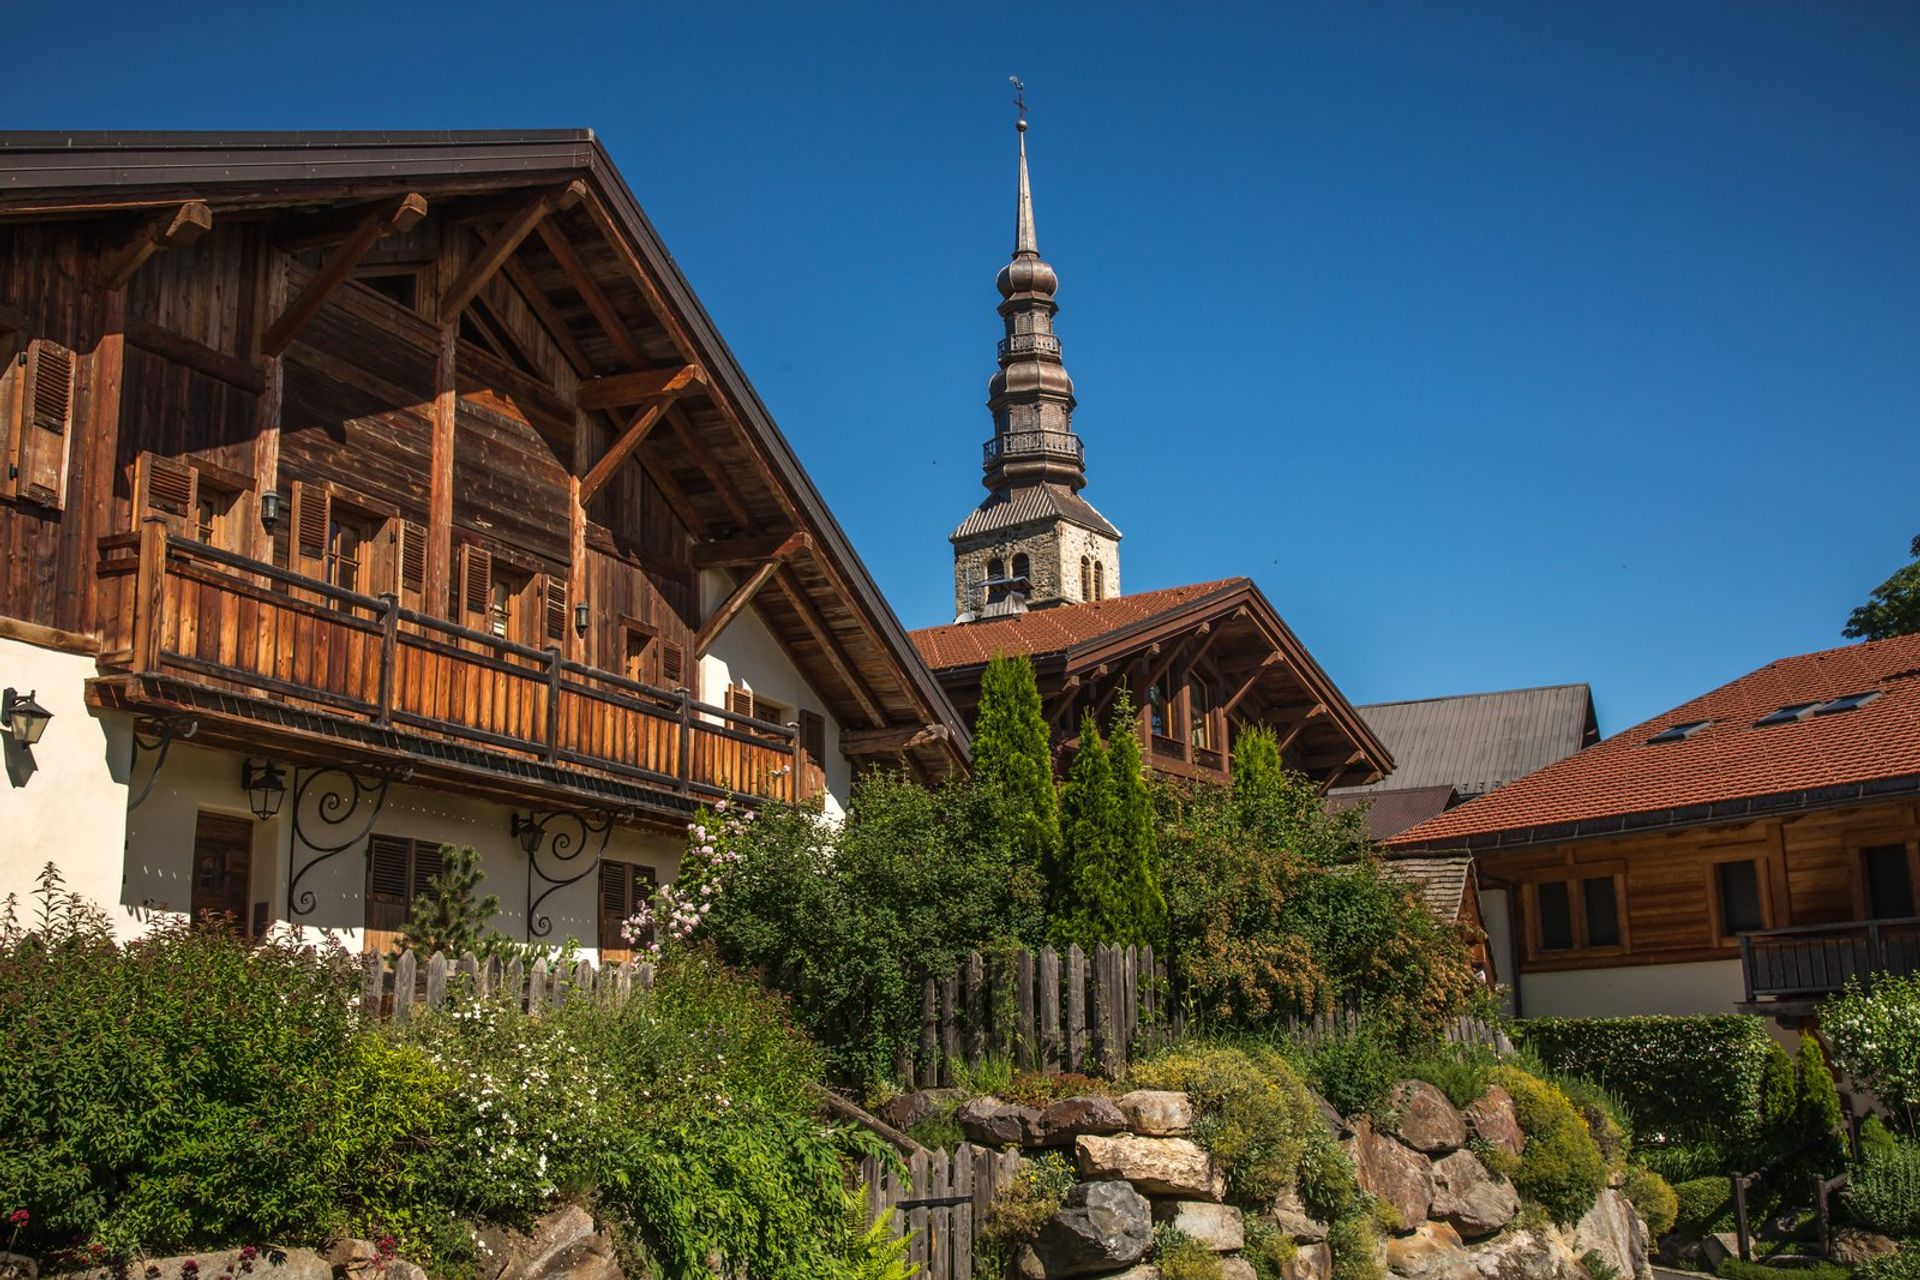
left=264, top=193, right=428, bottom=356
left=840, top=723, right=953, bottom=758
left=769, top=564, right=889, bottom=728
left=98, top=201, right=213, bottom=291
left=440, top=180, right=585, bottom=321
left=577, top=366, right=704, bottom=504
left=577, top=363, right=704, bottom=412
left=691, top=531, right=808, bottom=658
left=1223, top=652, right=1286, bottom=715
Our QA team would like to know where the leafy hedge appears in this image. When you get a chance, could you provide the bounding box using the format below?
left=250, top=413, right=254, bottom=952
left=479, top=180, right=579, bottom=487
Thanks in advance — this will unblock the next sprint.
left=1487, top=1065, right=1607, bottom=1224
left=1515, top=1015, right=1773, bottom=1143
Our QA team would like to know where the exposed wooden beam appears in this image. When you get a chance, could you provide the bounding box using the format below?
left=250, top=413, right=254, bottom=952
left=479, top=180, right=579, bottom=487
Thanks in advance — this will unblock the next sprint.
left=769, top=564, right=889, bottom=728
left=264, top=193, right=428, bottom=356
left=691, top=532, right=807, bottom=659
left=1317, top=752, right=1368, bottom=796
left=579, top=400, right=671, bottom=505
left=840, top=723, right=953, bottom=757
left=439, top=180, right=584, bottom=321
left=98, top=201, right=212, bottom=291
left=666, top=406, right=756, bottom=531
left=126, top=318, right=265, bottom=395
left=499, top=256, right=595, bottom=378
left=1223, top=652, right=1286, bottom=715
left=577, top=363, right=703, bottom=412
left=1275, top=704, right=1325, bottom=757
left=580, top=190, right=698, bottom=363
left=273, top=195, right=430, bottom=252
left=534, top=216, right=648, bottom=369
left=693, top=532, right=815, bottom=569
left=425, top=325, right=458, bottom=617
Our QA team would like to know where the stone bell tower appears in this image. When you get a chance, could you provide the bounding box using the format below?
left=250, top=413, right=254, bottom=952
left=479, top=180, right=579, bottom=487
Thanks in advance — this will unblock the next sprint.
left=950, top=94, right=1120, bottom=621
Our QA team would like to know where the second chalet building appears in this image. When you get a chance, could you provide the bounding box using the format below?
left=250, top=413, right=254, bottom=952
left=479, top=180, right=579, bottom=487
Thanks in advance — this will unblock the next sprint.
left=0, top=131, right=967, bottom=956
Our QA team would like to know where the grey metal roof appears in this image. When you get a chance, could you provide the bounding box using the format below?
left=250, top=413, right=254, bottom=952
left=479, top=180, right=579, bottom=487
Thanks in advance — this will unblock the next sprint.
left=1326, top=784, right=1459, bottom=841
left=950, top=484, right=1121, bottom=541
left=1332, top=683, right=1598, bottom=800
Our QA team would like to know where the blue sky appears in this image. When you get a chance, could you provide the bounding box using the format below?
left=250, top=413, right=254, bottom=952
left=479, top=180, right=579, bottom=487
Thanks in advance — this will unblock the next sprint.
left=8, top=2, right=1918, bottom=735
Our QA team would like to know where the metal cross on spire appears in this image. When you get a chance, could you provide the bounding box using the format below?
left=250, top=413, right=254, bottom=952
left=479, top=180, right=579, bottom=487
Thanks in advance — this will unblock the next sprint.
left=1010, top=75, right=1027, bottom=132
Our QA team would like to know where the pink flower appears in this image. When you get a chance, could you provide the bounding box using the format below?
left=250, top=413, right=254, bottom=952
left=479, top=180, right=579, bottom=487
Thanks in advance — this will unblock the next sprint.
left=182, top=1261, right=200, bottom=1276
left=7, top=1209, right=26, bottom=1227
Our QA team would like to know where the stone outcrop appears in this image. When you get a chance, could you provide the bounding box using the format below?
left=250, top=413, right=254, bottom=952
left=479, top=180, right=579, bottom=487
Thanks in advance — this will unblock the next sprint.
left=1387, top=1220, right=1473, bottom=1280
left=1428, top=1151, right=1520, bottom=1239
left=1035, top=1180, right=1155, bottom=1277
left=1076, top=1134, right=1226, bottom=1201
left=1463, top=1086, right=1524, bottom=1157
left=1116, top=1089, right=1194, bottom=1137
left=1573, top=1189, right=1651, bottom=1280
left=1035, top=1095, right=1130, bottom=1147
left=1465, top=1229, right=1587, bottom=1280
left=473, top=1206, right=621, bottom=1280
left=957, top=1096, right=1043, bottom=1147
left=1284, top=1242, right=1333, bottom=1280
left=1833, top=1229, right=1902, bottom=1267
left=877, top=1087, right=961, bottom=1132
left=1389, top=1081, right=1468, bottom=1155
left=1270, top=1186, right=1329, bottom=1243
left=1150, top=1201, right=1245, bottom=1252
left=1346, top=1118, right=1434, bottom=1230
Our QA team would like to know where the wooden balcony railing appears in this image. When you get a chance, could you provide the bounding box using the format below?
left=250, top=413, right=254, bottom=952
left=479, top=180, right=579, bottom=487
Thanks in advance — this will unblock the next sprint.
left=1740, top=916, right=1920, bottom=1004
left=97, top=521, right=816, bottom=806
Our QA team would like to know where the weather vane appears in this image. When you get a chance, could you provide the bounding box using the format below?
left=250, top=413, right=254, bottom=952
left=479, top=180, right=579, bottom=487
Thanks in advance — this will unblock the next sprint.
left=1010, top=75, right=1027, bottom=131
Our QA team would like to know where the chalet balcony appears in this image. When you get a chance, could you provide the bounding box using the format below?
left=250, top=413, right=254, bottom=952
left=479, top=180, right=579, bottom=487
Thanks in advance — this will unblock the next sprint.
left=1739, top=917, right=1920, bottom=1014
left=91, top=523, right=820, bottom=818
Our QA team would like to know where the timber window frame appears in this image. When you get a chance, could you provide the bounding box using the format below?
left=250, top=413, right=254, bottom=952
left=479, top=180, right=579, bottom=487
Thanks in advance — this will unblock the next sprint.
left=134, top=452, right=254, bottom=552
left=597, top=859, right=657, bottom=962
left=1520, top=866, right=1630, bottom=960
left=1859, top=842, right=1918, bottom=921
left=1707, top=854, right=1771, bottom=942
left=364, top=835, right=447, bottom=954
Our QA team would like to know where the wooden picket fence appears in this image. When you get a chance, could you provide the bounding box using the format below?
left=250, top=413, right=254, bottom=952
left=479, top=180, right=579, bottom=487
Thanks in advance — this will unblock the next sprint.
left=355, top=949, right=655, bottom=1020
left=858, top=1143, right=1022, bottom=1280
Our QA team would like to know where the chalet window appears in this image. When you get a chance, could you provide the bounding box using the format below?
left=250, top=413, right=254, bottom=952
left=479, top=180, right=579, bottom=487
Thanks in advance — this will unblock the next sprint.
left=1582, top=875, right=1621, bottom=947
left=365, top=835, right=446, bottom=953
left=598, top=860, right=657, bottom=962
left=5, top=338, right=76, bottom=510
left=798, top=709, right=826, bottom=766
left=327, top=508, right=375, bottom=595
left=660, top=640, right=687, bottom=690
left=1148, top=682, right=1180, bottom=742
left=1536, top=881, right=1575, bottom=952
left=189, top=812, right=254, bottom=933
left=1862, top=844, right=1915, bottom=920
left=194, top=479, right=240, bottom=548
left=1715, top=859, right=1766, bottom=937
left=1189, top=681, right=1215, bottom=753
left=489, top=565, right=528, bottom=639
left=624, top=624, right=656, bottom=684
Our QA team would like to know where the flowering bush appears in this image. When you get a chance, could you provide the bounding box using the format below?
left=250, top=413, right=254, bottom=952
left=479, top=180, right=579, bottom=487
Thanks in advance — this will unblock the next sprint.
left=1822, top=973, right=1920, bottom=1134
left=622, top=798, right=754, bottom=952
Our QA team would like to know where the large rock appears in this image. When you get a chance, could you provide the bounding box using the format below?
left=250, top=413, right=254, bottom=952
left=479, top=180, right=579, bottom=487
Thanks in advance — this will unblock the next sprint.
left=1573, top=1189, right=1651, bottom=1280
left=876, top=1087, right=961, bottom=1132
left=1390, top=1081, right=1468, bottom=1154
left=1034, top=1095, right=1129, bottom=1146
left=325, top=1241, right=379, bottom=1275
left=1314, top=1091, right=1351, bottom=1136
left=1117, top=1089, right=1195, bottom=1136
left=1285, top=1242, right=1334, bottom=1280
left=1429, top=1150, right=1520, bottom=1239
left=1152, top=1201, right=1245, bottom=1252
left=1221, top=1262, right=1258, bottom=1280
left=1345, top=1118, right=1434, bottom=1231
left=955, top=1096, right=1041, bottom=1147
left=0, top=1256, right=34, bottom=1280
left=1464, top=1087, right=1524, bottom=1157
left=1387, top=1221, right=1474, bottom=1280
left=1833, top=1230, right=1902, bottom=1267
left=1271, top=1185, right=1330, bottom=1242
left=1467, top=1229, right=1586, bottom=1280
left=106, top=1252, right=332, bottom=1280
left=1034, top=1179, right=1155, bottom=1277
left=473, top=1205, right=621, bottom=1280
left=1077, top=1133, right=1226, bottom=1200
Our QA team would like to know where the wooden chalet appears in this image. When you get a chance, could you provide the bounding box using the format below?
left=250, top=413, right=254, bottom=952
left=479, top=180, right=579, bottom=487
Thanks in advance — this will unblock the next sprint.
left=912, top=578, right=1392, bottom=790
left=0, top=129, right=966, bottom=953
left=1390, top=632, right=1920, bottom=1023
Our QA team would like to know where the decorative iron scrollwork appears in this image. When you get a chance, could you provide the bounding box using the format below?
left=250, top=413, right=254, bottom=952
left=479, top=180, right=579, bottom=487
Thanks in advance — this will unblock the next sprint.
left=127, top=715, right=197, bottom=811
left=521, top=809, right=617, bottom=939
left=286, top=765, right=405, bottom=917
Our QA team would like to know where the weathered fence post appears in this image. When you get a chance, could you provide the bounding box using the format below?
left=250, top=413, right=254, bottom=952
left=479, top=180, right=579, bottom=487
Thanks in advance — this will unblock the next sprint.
left=506, top=956, right=525, bottom=1010
left=392, top=949, right=416, bottom=1024
left=528, top=957, right=549, bottom=1012
left=425, top=951, right=449, bottom=1010
left=457, top=951, right=480, bottom=999
left=920, top=977, right=939, bottom=1085
left=1017, top=949, right=1037, bottom=1070
left=361, top=951, right=384, bottom=1018
left=1065, top=944, right=1087, bottom=1073
left=939, top=971, right=961, bottom=1085
left=1039, top=946, right=1061, bottom=1071
left=964, top=951, right=986, bottom=1070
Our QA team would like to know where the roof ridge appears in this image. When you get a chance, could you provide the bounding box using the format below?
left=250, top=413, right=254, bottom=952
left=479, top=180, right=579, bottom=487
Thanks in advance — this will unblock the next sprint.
left=1358, top=682, right=1592, bottom=710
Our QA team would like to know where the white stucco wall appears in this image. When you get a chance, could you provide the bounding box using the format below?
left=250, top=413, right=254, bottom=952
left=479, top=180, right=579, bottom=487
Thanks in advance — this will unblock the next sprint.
left=697, top=568, right=851, bottom=819
left=0, top=636, right=135, bottom=936
left=1516, top=957, right=1749, bottom=1019
left=1479, top=888, right=1518, bottom=1018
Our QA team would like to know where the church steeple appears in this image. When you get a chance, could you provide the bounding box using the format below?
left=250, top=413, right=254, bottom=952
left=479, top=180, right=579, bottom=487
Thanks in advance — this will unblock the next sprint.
left=949, top=84, right=1121, bottom=621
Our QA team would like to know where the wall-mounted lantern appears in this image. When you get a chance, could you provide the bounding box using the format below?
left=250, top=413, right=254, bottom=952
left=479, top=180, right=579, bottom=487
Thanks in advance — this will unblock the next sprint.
left=511, top=811, right=545, bottom=856
left=1, top=688, right=53, bottom=746
left=258, top=490, right=283, bottom=536
left=573, top=601, right=590, bottom=638
left=241, top=759, right=287, bottom=821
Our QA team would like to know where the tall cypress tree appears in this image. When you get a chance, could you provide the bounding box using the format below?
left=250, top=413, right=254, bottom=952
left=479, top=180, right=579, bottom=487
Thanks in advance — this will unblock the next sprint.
left=1054, top=709, right=1118, bottom=945
left=971, top=654, right=1061, bottom=883
left=1107, top=689, right=1167, bottom=947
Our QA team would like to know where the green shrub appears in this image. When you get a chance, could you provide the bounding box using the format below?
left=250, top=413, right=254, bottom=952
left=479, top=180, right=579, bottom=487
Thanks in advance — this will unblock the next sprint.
left=1155, top=1226, right=1226, bottom=1280
left=1672, top=1177, right=1733, bottom=1236
left=1297, top=1129, right=1363, bottom=1224
left=1581, top=1249, right=1623, bottom=1280
left=1488, top=1066, right=1607, bottom=1224
left=1858, top=1114, right=1901, bottom=1160
left=1326, top=1210, right=1386, bottom=1280
left=1758, top=1042, right=1797, bottom=1135
left=1793, top=1030, right=1848, bottom=1167
left=1545, top=1068, right=1634, bottom=1180
left=1132, top=1043, right=1321, bottom=1206
left=1819, top=974, right=1920, bottom=1135
left=1402, top=1047, right=1497, bottom=1110
left=1244, top=1217, right=1300, bottom=1280
left=1714, top=1260, right=1853, bottom=1280
left=1622, top=1166, right=1678, bottom=1238
left=977, top=1152, right=1075, bottom=1268
left=1843, top=1127, right=1920, bottom=1237
left=1858, top=1250, right=1920, bottom=1280
left=1515, top=1015, right=1774, bottom=1143
left=1635, top=1139, right=1735, bottom=1184
left=1306, top=1029, right=1402, bottom=1121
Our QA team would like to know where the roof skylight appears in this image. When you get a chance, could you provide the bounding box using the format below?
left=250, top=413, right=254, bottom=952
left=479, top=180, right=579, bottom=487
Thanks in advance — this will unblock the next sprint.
left=1647, top=719, right=1711, bottom=744
left=1814, top=691, right=1881, bottom=716
left=1756, top=702, right=1821, bottom=727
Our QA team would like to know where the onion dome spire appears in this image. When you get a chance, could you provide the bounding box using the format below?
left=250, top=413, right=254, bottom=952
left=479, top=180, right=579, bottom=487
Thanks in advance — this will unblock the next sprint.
left=985, top=81, right=1083, bottom=494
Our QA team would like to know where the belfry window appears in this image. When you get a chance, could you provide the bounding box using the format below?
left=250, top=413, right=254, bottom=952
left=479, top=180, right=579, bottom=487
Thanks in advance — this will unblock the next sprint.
left=1011, top=553, right=1029, bottom=583
left=1093, top=561, right=1106, bottom=601
left=1080, top=556, right=1092, bottom=600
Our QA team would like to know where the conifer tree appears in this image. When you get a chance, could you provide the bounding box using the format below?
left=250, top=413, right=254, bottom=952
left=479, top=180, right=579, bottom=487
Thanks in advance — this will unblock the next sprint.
left=398, top=844, right=502, bottom=957
left=1053, top=709, right=1118, bottom=945
left=1107, top=689, right=1167, bottom=947
left=971, top=654, right=1062, bottom=883
left=1232, top=723, right=1287, bottom=801
left=1794, top=1030, right=1848, bottom=1164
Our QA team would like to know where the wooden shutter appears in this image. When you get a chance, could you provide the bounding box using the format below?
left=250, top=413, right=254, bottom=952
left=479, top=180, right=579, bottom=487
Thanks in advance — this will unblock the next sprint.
left=290, top=481, right=330, bottom=579
left=457, top=543, right=492, bottom=626
left=597, top=860, right=630, bottom=958
left=135, top=452, right=198, bottom=536
left=799, top=709, right=826, bottom=765
left=543, top=575, right=568, bottom=645
left=410, top=842, right=445, bottom=900
left=659, top=640, right=686, bottom=689
left=725, top=684, right=755, bottom=720
left=365, top=834, right=414, bottom=945
left=12, top=339, right=74, bottom=509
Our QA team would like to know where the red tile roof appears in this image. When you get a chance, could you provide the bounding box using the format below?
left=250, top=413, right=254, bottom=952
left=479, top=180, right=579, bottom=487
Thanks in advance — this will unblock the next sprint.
left=909, top=579, right=1246, bottom=670
left=1390, top=632, right=1920, bottom=848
